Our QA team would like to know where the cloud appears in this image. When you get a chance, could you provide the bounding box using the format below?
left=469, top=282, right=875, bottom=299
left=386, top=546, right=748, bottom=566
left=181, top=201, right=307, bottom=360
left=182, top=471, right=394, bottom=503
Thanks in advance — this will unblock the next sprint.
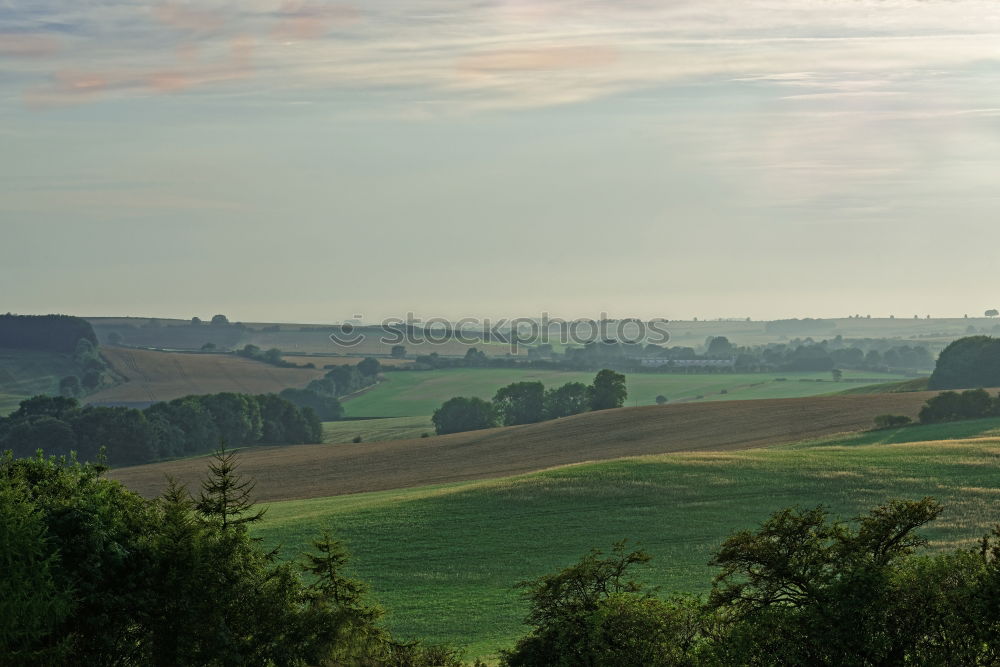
left=5, top=0, right=1000, bottom=113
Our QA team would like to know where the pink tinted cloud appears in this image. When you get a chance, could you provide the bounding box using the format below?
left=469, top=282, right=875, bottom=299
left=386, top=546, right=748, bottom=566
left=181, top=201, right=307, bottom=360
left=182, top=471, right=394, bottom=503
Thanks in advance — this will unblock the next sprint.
left=151, top=3, right=226, bottom=33
left=23, top=37, right=255, bottom=108
left=458, top=45, right=618, bottom=73
left=271, top=2, right=361, bottom=40
left=0, top=33, right=62, bottom=57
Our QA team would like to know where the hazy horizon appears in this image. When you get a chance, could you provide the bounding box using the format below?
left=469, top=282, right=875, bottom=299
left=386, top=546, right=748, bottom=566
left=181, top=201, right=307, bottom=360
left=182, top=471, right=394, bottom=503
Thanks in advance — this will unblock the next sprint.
left=4, top=1, right=1000, bottom=321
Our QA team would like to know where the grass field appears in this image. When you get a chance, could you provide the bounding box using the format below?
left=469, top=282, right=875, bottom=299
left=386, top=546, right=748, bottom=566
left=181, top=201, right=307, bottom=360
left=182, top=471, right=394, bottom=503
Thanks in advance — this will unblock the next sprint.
left=253, top=418, right=1000, bottom=659
left=321, top=416, right=433, bottom=444
left=88, top=347, right=325, bottom=405
left=343, top=368, right=910, bottom=417
left=0, top=348, right=81, bottom=416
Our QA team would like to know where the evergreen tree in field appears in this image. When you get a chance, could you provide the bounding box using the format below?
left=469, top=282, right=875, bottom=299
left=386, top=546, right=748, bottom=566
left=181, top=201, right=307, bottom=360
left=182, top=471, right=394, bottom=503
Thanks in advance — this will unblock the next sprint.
left=195, top=442, right=265, bottom=531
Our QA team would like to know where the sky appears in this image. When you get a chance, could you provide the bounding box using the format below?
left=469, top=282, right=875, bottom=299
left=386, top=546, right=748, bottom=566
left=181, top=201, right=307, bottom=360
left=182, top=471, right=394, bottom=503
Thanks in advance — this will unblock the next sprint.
left=2, top=0, right=1000, bottom=324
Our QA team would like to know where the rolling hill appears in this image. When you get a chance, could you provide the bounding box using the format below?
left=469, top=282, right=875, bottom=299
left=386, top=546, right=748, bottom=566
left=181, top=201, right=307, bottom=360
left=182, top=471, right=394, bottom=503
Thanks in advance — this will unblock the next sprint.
left=110, top=391, right=938, bottom=501
left=253, top=422, right=1000, bottom=657
left=87, top=347, right=325, bottom=406
left=0, top=348, right=82, bottom=416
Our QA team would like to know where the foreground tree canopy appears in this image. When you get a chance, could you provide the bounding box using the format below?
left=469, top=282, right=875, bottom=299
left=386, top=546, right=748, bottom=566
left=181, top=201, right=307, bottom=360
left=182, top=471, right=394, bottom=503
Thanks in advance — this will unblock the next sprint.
left=0, top=450, right=466, bottom=666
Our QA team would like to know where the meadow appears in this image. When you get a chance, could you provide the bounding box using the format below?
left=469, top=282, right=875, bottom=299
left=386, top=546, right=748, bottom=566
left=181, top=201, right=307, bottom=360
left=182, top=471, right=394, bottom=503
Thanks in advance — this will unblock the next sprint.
left=321, top=416, right=434, bottom=444
left=254, top=418, right=1000, bottom=659
left=341, top=367, right=910, bottom=417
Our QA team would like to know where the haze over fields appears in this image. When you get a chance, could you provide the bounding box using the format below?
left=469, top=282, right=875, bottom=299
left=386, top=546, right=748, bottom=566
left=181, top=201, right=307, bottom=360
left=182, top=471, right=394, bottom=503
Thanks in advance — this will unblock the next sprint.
left=5, top=1, right=1000, bottom=321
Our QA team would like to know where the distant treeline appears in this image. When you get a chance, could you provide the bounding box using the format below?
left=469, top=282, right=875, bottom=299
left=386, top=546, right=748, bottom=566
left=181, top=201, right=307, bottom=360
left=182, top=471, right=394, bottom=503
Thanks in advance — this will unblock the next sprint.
left=0, top=392, right=322, bottom=467
left=406, top=337, right=934, bottom=374
left=0, top=314, right=98, bottom=354
left=431, top=370, right=627, bottom=435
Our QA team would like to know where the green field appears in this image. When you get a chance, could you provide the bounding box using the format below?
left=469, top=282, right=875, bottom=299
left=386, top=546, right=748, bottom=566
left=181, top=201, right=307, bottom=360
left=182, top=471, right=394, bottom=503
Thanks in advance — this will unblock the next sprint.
left=0, top=349, right=80, bottom=416
left=254, top=418, right=1000, bottom=658
left=321, top=416, right=434, bottom=444
left=342, top=368, right=910, bottom=417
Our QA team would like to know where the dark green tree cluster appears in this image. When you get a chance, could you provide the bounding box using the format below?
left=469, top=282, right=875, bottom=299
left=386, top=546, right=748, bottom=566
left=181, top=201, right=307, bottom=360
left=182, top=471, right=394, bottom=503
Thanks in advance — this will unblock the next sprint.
left=502, top=498, right=1000, bottom=666
left=432, top=370, right=627, bottom=435
left=0, top=449, right=464, bottom=666
left=929, top=335, right=1000, bottom=389
left=918, top=388, right=1000, bottom=423
left=0, top=393, right=322, bottom=466
left=0, top=314, right=98, bottom=354
left=308, top=359, right=381, bottom=398
left=279, top=389, right=344, bottom=421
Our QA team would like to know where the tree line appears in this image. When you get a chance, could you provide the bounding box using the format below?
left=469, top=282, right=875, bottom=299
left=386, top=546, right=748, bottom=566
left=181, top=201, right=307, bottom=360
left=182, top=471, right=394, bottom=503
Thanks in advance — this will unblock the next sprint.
left=432, top=370, right=628, bottom=435
left=874, top=387, right=1000, bottom=429
left=0, top=314, right=98, bottom=354
left=1, top=449, right=470, bottom=666
left=0, top=392, right=322, bottom=467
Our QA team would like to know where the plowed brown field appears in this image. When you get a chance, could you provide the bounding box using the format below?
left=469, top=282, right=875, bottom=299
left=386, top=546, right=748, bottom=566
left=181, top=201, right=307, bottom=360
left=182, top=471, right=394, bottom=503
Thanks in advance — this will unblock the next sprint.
left=90, top=348, right=324, bottom=405
left=111, top=391, right=938, bottom=501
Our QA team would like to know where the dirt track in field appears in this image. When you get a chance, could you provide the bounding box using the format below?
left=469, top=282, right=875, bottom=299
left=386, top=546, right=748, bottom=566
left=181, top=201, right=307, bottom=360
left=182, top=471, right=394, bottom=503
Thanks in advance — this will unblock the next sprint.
left=110, top=391, right=940, bottom=502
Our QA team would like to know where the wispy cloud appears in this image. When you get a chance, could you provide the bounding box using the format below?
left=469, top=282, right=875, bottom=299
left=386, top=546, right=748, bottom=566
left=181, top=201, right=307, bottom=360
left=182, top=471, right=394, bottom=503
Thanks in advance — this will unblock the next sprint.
left=3, top=0, right=1000, bottom=112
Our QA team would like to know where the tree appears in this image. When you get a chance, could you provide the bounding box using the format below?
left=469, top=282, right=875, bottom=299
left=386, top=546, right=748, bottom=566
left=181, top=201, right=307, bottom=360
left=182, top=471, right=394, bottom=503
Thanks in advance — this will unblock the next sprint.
left=500, top=542, right=661, bottom=666
left=210, top=314, right=230, bottom=326
left=831, top=368, right=843, bottom=382
left=201, top=342, right=216, bottom=351
left=58, top=375, right=81, bottom=397
left=390, top=345, right=407, bottom=359
left=431, top=397, right=497, bottom=435
left=195, top=443, right=265, bottom=531
left=81, top=369, right=102, bottom=391
left=494, top=382, right=546, bottom=426
left=191, top=316, right=203, bottom=326
left=588, top=369, right=627, bottom=411
left=655, top=395, right=669, bottom=405
left=262, top=347, right=284, bottom=365
left=357, top=357, right=381, bottom=377
left=708, top=498, right=944, bottom=665
left=873, top=414, right=912, bottom=429
left=544, top=383, right=590, bottom=419
left=279, top=388, right=344, bottom=421
left=706, top=336, right=733, bottom=357
left=929, top=336, right=1000, bottom=389
left=986, top=309, right=999, bottom=318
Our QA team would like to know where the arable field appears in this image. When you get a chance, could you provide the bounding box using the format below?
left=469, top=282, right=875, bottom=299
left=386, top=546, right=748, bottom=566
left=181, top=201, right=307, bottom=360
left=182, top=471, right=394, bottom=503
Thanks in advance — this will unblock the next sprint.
left=111, top=391, right=936, bottom=501
left=0, top=348, right=81, bottom=416
left=321, top=416, right=433, bottom=444
left=253, top=419, right=1000, bottom=659
left=343, top=368, right=911, bottom=417
left=88, top=347, right=324, bottom=405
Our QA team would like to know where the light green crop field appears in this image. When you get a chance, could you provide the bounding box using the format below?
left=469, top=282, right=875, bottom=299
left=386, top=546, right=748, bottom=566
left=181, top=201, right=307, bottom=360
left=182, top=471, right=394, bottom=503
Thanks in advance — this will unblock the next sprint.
left=321, top=416, right=434, bottom=444
left=342, top=368, right=909, bottom=417
left=254, top=418, right=1000, bottom=659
